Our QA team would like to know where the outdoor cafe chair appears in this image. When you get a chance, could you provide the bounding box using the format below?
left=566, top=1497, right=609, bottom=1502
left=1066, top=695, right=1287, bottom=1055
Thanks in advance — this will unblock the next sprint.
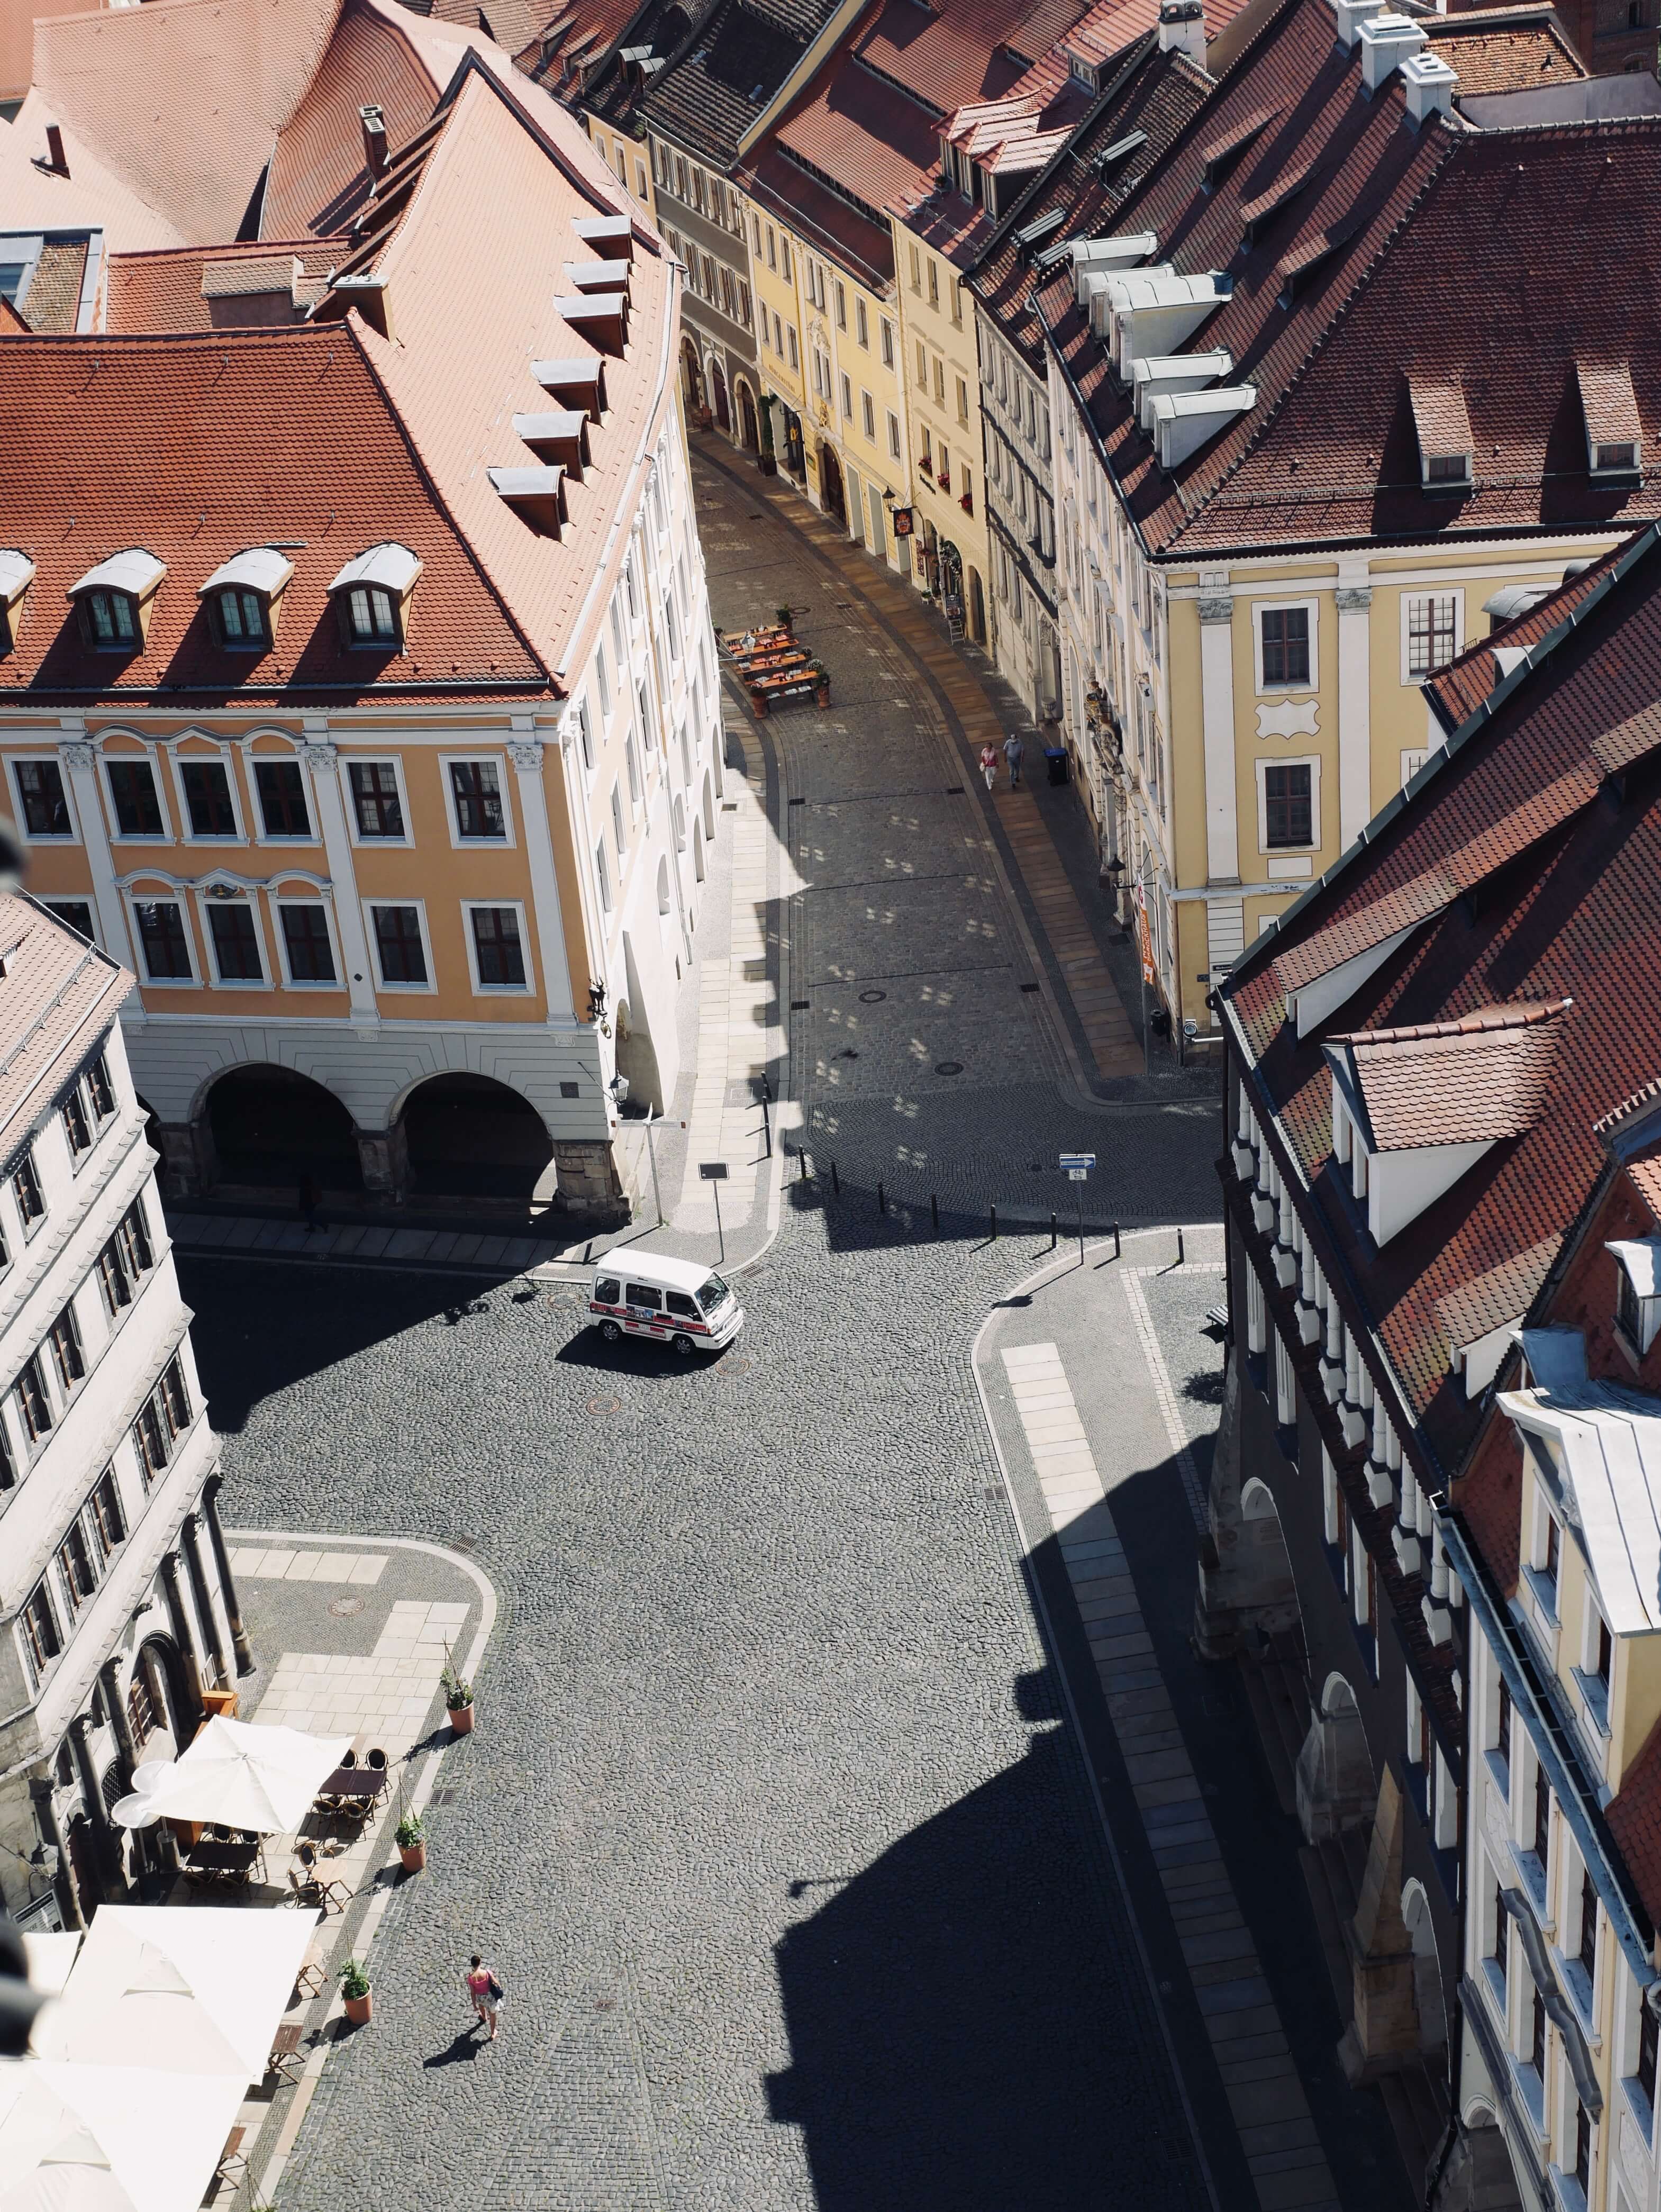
left=365, top=1748, right=387, bottom=1771
left=215, top=2126, right=249, bottom=2188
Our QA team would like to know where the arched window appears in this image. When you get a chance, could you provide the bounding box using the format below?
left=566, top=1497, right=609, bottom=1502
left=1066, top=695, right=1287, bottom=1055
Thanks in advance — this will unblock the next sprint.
left=656, top=857, right=671, bottom=916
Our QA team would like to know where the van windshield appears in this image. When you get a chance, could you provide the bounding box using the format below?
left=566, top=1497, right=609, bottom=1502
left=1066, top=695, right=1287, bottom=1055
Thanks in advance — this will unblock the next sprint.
left=696, top=1273, right=732, bottom=1317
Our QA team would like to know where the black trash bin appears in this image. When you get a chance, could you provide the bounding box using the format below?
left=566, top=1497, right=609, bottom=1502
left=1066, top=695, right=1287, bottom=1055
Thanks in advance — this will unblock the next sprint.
left=1044, top=745, right=1069, bottom=786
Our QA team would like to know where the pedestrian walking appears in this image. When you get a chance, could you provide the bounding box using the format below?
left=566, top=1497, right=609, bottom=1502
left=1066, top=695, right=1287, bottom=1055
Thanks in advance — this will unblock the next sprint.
left=1003, top=731, right=1025, bottom=788
left=979, top=742, right=999, bottom=792
left=297, top=1173, right=323, bottom=1231
left=465, top=1954, right=503, bottom=2041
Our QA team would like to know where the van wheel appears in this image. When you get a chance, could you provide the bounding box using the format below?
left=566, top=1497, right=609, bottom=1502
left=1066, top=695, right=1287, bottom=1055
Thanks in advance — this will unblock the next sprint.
left=598, top=1319, right=623, bottom=1344
left=670, top=1332, right=696, bottom=1358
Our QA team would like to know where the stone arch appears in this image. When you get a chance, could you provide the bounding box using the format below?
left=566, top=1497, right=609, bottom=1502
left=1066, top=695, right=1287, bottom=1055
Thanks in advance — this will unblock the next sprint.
left=736, top=375, right=759, bottom=452
left=680, top=334, right=704, bottom=412
left=967, top=566, right=987, bottom=643
left=693, top=814, right=706, bottom=882
left=656, top=855, right=671, bottom=917
left=615, top=933, right=665, bottom=1117
left=199, top=1060, right=364, bottom=1195
left=1240, top=1477, right=1278, bottom=1520
left=394, top=1071, right=553, bottom=1205
left=701, top=769, right=715, bottom=838
left=1296, top=1671, right=1375, bottom=1843
left=819, top=442, right=846, bottom=525
left=710, top=357, right=730, bottom=433
left=1402, top=1878, right=1448, bottom=2053
left=131, top=1633, right=192, bottom=1756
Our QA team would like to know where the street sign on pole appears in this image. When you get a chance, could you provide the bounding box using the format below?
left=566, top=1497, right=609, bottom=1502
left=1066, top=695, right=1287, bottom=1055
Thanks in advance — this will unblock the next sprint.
left=1067, top=1168, right=1087, bottom=1182
left=1058, top=1155, right=1094, bottom=1264
left=1059, top=1153, right=1096, bottom=1172
left=700, top=1162, right=728, bottom=1261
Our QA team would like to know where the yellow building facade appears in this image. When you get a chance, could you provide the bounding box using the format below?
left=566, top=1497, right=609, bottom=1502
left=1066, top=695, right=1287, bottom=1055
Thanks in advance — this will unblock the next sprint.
left=890, top=225, right=995, bottom=641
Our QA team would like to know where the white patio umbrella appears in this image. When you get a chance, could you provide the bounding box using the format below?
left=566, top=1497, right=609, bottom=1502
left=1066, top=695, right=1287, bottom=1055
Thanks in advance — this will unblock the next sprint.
left=109, top=1717, right=350, bottom=1835
left=37, top=1907, right=318, bottom=2082
left=21, top=1933, right=81, bottom=2000
left=0, top=2060, right=244, bottom=2212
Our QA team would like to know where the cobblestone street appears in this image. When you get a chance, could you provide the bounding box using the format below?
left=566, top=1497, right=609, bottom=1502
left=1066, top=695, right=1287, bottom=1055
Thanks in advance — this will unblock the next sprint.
left=179, top=458, right=1244, bottom=2210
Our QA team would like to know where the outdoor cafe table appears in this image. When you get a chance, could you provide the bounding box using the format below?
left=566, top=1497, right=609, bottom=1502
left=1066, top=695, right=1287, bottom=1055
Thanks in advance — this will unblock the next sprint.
left=316, top=1766, right=389, bottom=1809
left=183, top=1840, right=261, bottom=1888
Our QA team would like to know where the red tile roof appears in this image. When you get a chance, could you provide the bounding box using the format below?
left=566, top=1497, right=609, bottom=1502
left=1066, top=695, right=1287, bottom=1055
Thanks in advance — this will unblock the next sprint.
left=854, top=0, right=1077, bottom=117
left=33, top=0, right=346, bottom=244
left=1219, top=525, right=1661, bottom=1478
left=0, top=895, right=131, bottom=1137
left=106, top=240, right=338, bottom=333
left=1038, top=0, right=1661, bottom=559
left=1421, top=541, right=1625, bottom=735
left=1333, top=1000, right=1569, bottom=1151
left=261, top=0, right=445, bottom=238
left=1429, top=2, right=1582, bottom=94
left=0, top=55, right=676, bottom=712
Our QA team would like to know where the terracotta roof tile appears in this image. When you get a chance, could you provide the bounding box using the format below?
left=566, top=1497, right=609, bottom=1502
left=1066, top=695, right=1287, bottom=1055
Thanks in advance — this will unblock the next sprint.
left=1430, top=3, right=1584, bottom=94
left=1422, top=540, right=1625, bottom=733
left=1037, top=0, right=1661, bottom=559
left=33, top=0, right=345, bottom=244
left=1220, top=529, right=1661, bottom=1471
left=1433, top=1233, right=1562, bottom=1353
left=0, top=88, right=190, bottom=251
left=853, top=0, right=1074, bottom=119
left=1333, top=1000, right=1568, bottom=1151
left=0, top=896, right=131, bottom=1139
left=261, top=0, right=444, bottom=238
left=1408, top=375, right=1473, bottom=463
left=1578, top=359, right=1642, bottom=451
left=1606, top=1717, right=1661, bottom=1926
left=107, top=240, right=337, bottom=332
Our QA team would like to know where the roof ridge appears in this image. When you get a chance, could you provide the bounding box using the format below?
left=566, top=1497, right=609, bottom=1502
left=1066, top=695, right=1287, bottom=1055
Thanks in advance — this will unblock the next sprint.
left=1335, top=996, right=1572, bottom=1050
left=1595, top=1073, right=1661, bottom=1139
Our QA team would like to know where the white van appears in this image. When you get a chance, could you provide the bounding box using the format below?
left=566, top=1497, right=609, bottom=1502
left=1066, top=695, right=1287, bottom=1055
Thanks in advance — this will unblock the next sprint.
left=588, top=1249, right=745, bottom=1357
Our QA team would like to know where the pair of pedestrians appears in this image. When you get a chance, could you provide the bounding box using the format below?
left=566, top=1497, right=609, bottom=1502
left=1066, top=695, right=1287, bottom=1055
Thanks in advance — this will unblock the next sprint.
left=979, top=732, right=1025, bottom=791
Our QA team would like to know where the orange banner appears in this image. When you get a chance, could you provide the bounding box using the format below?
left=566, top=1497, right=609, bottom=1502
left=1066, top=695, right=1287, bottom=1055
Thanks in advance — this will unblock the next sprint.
left=1132, top=882, right=1157, bottom=989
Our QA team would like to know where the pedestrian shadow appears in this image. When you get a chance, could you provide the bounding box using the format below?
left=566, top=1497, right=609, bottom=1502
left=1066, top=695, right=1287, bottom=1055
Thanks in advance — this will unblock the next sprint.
left=422, top=2028, right=485, bottom=2069
left=764, top=1729, right=1213, bottom=2212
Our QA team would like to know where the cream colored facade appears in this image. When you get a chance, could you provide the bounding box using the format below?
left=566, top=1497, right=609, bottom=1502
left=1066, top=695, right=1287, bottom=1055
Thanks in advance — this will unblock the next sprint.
left=891, top=225, right=995, bottom=641
left=1049, top=344, right=1628, bottom=1039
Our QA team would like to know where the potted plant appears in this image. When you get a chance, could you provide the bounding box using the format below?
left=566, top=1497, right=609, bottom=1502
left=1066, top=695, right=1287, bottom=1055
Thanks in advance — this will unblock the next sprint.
left=395, top=1809, right=426, bottom=1874
left=775, top=604, right=793, bottom=632
left=441, top=1650, right=475, bottom=1736
left=338, top=1957, right=371, bottom=2025
left=811, top=664, right=830, bottom=708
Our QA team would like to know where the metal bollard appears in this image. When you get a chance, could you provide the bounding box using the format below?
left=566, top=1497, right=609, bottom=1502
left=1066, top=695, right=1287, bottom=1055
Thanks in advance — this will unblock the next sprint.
left=798, top=1150, right=808, bottom=1183
left=990, top=1204, right=998, bottom=1241
left=1114, top=1222, right=1121, bottom=1259
left=1050, top=1212, right=1057, bottom=1250
left=931, top=1192, right=939, bottom=1234
left=831, top=1158, right=840, bottom=1197
left=1177, top=1225, right=1185, bottom=1266
left=877, top=1181, right=886, bottom=1216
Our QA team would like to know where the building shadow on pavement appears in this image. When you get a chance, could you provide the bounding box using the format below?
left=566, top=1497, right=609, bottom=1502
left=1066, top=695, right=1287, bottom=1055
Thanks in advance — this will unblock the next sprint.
left=763, top=1726, right=1214, bottom=2212
left=179, top=1255, right=528, bottom=1433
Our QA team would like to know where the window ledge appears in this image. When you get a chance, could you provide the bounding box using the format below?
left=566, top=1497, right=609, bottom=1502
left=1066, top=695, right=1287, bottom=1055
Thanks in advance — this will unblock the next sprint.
left=1512, top=2058, right=1547, bottom=2137
left=1571, top=1666, right=1612, bottom=1742
left=1485, top=1747, right=1513, bottom=1807
left=1621, top=2072, right=1656, bottom=2149
left=1553, top=1950, right=1602, bottom=2048
left=1479, top=1956, right=1508, bottom=2014
left=1547, top=2164, right=1587, bottom=2212
left=1522, top=1564, right=1562, bottom=1629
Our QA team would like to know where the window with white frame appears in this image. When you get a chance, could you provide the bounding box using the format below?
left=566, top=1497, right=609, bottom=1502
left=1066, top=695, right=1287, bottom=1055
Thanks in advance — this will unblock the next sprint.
left=1404, top=592, right=1462, bottom=681
left=201, top=895, right=265, bottom=985
left=1254, top=601, right=1316, bottom=691
left=366, top=902, right=430, bottom=989
left=463, top=903, right=530, bottom=992
left=275, top=900, right=338, bottom=986
left=104, top=755, right=168, bottom=840
left=41, top=900, right=95, bottom=944
left=595, top=839, right=613, bottom=915
left=611, top=784, right=626, bottom=862
left=252, top=757, right=313, bottom=840
left=1256, top=757, right=1319, bottom=853
left=130, top=897, right=195, bottom=982
left=175, top=755, right=242, bottom=840
left=347, top=759, right=407, bottom=841
left=444, top=758, right=509, bottom=843
left=574, top=700, right=594, bottom=774
left=11, top=758, right=74, bottom=840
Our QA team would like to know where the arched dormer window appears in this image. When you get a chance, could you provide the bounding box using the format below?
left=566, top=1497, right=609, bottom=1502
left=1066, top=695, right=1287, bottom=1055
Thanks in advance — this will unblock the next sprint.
left=68, top=550, right=166, bottom=654
left=199, top=548, right=294, bottom=653
left=327, top=543, right=422, bottom=651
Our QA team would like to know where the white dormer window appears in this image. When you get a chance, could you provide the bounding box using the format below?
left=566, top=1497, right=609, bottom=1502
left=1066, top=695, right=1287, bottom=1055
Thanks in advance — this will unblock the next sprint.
left=69, top=549, right=166, bottom=655
left=1577, top=362, right=1642, bottom=479
left=199, top=547, right=293, bottom=654
left=1610, top=1240, right=1661, bottom=1354
left=328, top=543, right=421, bottom=652
left=0, top=550, right=33, bottom=655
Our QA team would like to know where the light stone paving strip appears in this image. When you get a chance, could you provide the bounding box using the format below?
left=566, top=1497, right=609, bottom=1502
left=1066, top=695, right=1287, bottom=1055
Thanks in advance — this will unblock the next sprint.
left=677, top=726, right=779, bottom=1230
left=230, top=1546, right=390, bottom=1586
left=1002, top=1342, right=1342, bottom=2212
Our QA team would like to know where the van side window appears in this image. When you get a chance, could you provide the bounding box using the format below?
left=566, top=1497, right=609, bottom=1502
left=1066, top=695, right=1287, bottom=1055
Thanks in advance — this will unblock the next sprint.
left=594, top=1277, right=621, bottom=1303
left=665, top=1291, right=697, bottom=1317
left=624, top=1283, right=661, bottom=1309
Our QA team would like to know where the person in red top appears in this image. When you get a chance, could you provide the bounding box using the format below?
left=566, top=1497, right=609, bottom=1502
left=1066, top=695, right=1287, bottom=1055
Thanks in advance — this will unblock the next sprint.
left=464, top=1954, right=501, bottom=2041
left=979, top=744, right=999, bottom=792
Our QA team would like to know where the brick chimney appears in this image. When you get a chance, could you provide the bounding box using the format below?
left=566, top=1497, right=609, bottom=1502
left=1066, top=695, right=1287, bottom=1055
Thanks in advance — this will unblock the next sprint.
left=44, top=124, right=67, bottom=176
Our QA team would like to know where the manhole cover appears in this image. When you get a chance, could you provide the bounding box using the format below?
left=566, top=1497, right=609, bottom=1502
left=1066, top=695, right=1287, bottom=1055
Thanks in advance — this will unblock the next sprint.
left=449, top=1536, right=477, bottom=1555
left=587, top=1393, right=623, bottom=1415
left=834, top=1047, right=860, bottom=1060
left=720, top=1356, right=755, bottom=1377
left=329, top=1594, right=365, bottom=1618
left=791, top=999, right=810, bottom=1010
left=934, top=1060, right=964, bottom=1076
left=858, top=989, right=887, bottom=1003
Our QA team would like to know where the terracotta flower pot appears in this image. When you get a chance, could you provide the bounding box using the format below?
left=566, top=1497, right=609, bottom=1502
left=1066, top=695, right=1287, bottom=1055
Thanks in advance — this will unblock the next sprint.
left=448, top=1702, right=475, bottom=1736
left=400, top=1841, right=426, bottom=1873
left=816, top=685, right=830, bottom=708
left=343, top=1990, right=372, bottom=2025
